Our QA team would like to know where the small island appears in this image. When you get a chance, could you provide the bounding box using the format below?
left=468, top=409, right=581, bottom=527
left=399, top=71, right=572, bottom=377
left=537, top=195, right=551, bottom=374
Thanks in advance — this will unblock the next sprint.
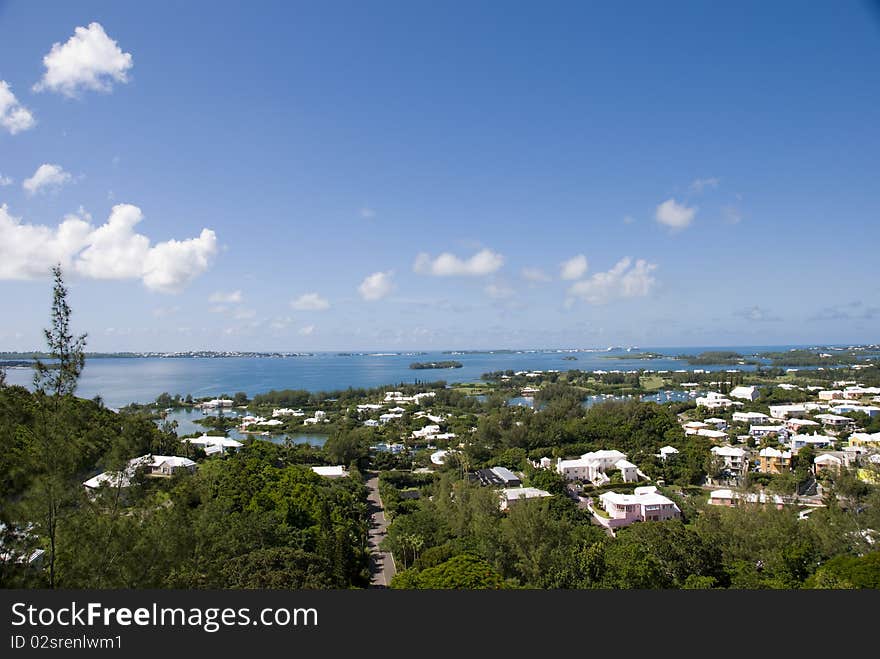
left=409, top=360, right=463, bottom=370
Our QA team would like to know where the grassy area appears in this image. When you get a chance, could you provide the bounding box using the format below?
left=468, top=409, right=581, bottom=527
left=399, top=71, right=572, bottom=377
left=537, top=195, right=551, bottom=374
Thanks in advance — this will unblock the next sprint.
left=639, top=375, right=666, bottom=390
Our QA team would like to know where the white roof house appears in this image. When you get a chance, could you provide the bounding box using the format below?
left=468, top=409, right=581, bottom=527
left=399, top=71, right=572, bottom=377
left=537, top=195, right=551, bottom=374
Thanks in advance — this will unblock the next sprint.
left=730, top=386, right=759, bottom=401
left=733, top=411, right=770, bottom=423
left=759, top=447, right=792, bottom=459
left=596, top=487, right=681, bottom=529
left=750, top=425, right=787, bottom=437
left=814, top=453, right=844, bottom=468
left=182, top=434, right=243, bottom=454
left=658, top=446, right=680, bottom=460
left=311, top=465, right=349, bottom=478
left=786, top=418, right=820, bottom=431
left=499, top=487, right=551, bottom=510
left=430, top=449, right=450, bottom=465
left=769, top=404, right=808, bottom=419
left=697, top=428, right=729, bottom=440
left=83, top=454, right=196, bottom=489
left=708, top=489, right=735, bottom=505
left=789, top=434, right=835, bottom=450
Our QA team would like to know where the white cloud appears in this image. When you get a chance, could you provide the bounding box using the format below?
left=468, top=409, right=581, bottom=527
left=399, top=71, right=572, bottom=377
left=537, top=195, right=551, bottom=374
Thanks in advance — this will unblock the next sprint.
left=690, top=177, right=720, bottom=193
left=655, top=198, right=697, bottom=230
left=23, top=164, right=73, bottom=195
left=485, top=282, right=515, bottom=299
left=560, top=254, right=588, bottom=281
left=722, top=206, right=742, bottom=224
left=358, top=271, right=394, bottom=301
left=566, top=257, right=657, bottom=304
left=269, top=316, right=293, bottom=330
left=0, top=81, right=36, bottom=134
left=233, top=309, right=256, bottom=320
left=0, top=174, right=12, bottom=186
left=209, top=290, right=243, bottom=304
left=0, top=203, right=217, bottom=292
left=521, top=267, right=551, bottom=283
left=34, top=22, right=133, bottom=97
left=291, top=292, right=330, bottom=311
left=413, top=248, right=504, bottom=277
left=360, top=207, right=376, bottom=219
left=299, top=325, right=315, bottom=336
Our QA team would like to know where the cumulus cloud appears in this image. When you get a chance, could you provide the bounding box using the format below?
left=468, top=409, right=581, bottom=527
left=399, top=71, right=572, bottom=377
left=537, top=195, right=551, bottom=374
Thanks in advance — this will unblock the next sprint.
left=413, top=248, right=504, bottom=277
left=560, top=254, right=588, bottom=280
left=521, top=267, right=551, bottom=283
left=655, top=199, right=697, bottom=230
left=291, top=292, right=330, bottom=311
left=299, top=325, right=316, bottom=336
left=0, top=174, right=12, bottom=186
left=23, top=164, right=73, bottom=195
left=0, top=81, right=36, bottom=134
left=566, top=257, right=657, bottom=304
left=358, top=271, right=394, bottom=301
left=34, top=22, right=133, bottom=97
left=209, top=290, right=243, bottom=304
left=0, top=203, right=217, bottom=292
left=690, top=177, right=720, bottom=193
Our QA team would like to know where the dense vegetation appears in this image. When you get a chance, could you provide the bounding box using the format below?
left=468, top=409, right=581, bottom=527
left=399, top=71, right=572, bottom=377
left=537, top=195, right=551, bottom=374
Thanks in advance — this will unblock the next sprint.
left=409, top=361, right=463, bottom=370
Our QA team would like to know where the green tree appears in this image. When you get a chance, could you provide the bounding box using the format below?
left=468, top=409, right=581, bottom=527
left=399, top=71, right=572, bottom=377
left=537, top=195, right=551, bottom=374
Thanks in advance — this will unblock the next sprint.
left=25, top=266, right=88, bottom=588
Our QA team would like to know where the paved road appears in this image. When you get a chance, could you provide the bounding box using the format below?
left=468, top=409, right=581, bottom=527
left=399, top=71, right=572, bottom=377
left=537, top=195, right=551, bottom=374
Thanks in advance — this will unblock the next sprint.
left=364, top=472, right=397, bottom=588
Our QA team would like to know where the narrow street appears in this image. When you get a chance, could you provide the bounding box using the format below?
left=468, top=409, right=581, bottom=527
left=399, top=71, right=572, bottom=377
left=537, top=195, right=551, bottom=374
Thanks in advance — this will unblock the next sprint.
left=364, top=471, right=397, bottom=588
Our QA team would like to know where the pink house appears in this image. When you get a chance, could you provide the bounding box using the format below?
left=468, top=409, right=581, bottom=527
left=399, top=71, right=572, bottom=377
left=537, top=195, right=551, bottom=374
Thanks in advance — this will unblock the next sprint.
left=592, top=486, right=681, bottom=531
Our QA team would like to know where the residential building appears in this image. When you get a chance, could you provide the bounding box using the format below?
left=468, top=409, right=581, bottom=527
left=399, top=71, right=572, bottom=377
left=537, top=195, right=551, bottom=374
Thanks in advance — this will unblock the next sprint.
left=708, top=489, right=736, bottom=506
left=733, top=411, right=770, bottom=424
left=818, top=390, right=844, bottom=401
left=556, top=450, right=636, bottom=483
left=311, top=465, right=349, bottom=478
left=814, top=453, right=845, bottom=474
left=658, top=446, right=680, bottom=460
left=850, top=432, right=880, bottom=449
left=499, top=487, right=552, bottom=511
left=594, top=486, right=681, bottom=530
left=704, top=418, right=729, bottom=430
left=758, top=447, right=793, bottom=474
left=750, top=424, right=788, bottom=439
left=83, top=454, right=196, bottom=490
left=711, top=446, right=748, bottom=473
left=182, top=434, right=243, bottom=455
left=815, top=413, right=854, bottom=429
left=769, top=404, right=808, bottom=420
left=789, top=434, right=834, bottom=451
left=474, top=466, right=522, bottom=487
left=730, top=386, right=759, bottom=401
left=786, top=418, right=820, bottom=433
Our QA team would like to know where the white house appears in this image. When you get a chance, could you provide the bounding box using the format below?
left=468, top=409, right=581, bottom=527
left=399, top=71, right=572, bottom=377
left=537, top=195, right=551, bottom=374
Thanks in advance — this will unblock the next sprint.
left=704, top=418, right=729, bottom=430
left=789, top=434, right=834, bottom=451
left=311, top=465, right=349, bottom=478
left=750, top=424, right=787, bottom=438
left=696, top=394, right=738, bottom=409
left=412, top=424, right=441, bottom=439
left=733, top=411, right=770, bottom=424
left=430, top=449, right=450, bottom=465
left=683, top=421, right=709, bottom=434
left=556, top=450, right=635, bottom=483
left=730, top=386, right=759, bottom=401
left=182, top=434, right=243, bottom=455
left=711, top=446, right=748, bottom=472
left=815, top=413, right=853, bottom=429
left=697, top=428, right=729, bottom=441
left=272, top=408, right=303, bottom=417
left=769, top=404, right=808, bottom=420
left=83, top=454, right=197, bottom=490
left=818, top=391, right=844, bottom=401
left=363, top=419, right=379, bottom=427
left=379, top=413, right=403, bottom=424
left=658, top=446, right=680, bottom=460
left=499, top=487, right=551, bottom=511
left=814, top=453, right=845, bottom=473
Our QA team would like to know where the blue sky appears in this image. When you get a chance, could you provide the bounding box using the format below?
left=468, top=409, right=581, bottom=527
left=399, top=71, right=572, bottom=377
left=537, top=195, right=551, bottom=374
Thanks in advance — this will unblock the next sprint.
left=1, top=1, right=879, bottom=351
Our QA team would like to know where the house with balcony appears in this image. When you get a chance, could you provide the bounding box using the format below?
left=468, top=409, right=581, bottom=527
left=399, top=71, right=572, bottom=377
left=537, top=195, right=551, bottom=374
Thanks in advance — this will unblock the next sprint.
left=556, top=450, right=637, bottom=483
left=592, top=486, right=681, bottom=531
left=711, top=445, right=748, bottom=473
left=757, top=447, right=792, bottom=474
